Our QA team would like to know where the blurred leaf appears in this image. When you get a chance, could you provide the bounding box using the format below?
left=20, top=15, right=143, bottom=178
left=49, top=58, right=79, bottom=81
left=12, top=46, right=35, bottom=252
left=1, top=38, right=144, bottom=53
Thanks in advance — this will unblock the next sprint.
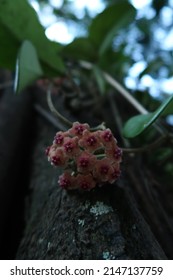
left=89, top=1, right=136, bottom=55
left=164, top=162, right=173, bottom=174
left=92, top=65, right=106, bottom=95
left=123, top=113, right=154, bottom=138
left=139, top=59, right=164, bottom=79
left=14, top=40, right=43, bottom=94
left=0, top=23, right=20, bottom=69
left=0, top=0, right=65, bottom=75
left=53, top=8, right=80, bottom=22
left=62, top=37, right=96, bottom=61
left=123, top=94, right=173, bottom=138
left=98, top=45, right=131, bottom=75
left=162, top=96, right=173, bottom=115
left=155, top=147, right=173, bottom=161
left=134, top=90, right=161, bottom=112
left=152, top=0, right=167, bottom=15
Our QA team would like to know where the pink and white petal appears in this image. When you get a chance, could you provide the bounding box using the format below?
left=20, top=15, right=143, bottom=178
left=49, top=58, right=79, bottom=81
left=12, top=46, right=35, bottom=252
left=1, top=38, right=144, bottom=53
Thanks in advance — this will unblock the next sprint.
left=58, top=172, right=77, bottom=189
left=69, top=122, right=90, bottom=137
left=76, top=174, right=96, bottom=190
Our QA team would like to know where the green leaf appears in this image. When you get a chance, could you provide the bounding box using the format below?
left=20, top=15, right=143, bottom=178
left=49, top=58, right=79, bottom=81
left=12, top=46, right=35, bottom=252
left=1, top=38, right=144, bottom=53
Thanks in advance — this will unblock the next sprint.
left=0, top=0, right=65, bottom=75
left=162, top=97, right=173, bottom=115
left=139, top=59, right=164, bottom=79
left=14, top=40, right=43, bottom=94
left=123, top=94, right=173, bottom=138
left=0, top=23, right=20, bottom=69
left=62, top=37, right=96, bottom=61
left=89, top=1, right=136, bottom=55
left=123, top=113, right=154, bottom=138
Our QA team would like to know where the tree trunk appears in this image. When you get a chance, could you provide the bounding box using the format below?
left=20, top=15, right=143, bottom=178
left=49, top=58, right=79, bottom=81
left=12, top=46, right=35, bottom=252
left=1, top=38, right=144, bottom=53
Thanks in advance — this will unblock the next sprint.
left=0, top=84, right=33, bottom=259
left=15, top=88, right=166, bottom=260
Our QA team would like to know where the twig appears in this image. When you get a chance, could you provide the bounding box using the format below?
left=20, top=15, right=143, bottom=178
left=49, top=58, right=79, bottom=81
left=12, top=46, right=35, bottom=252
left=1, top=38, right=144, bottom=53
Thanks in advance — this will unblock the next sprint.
left=122, top=134, right=168, bottom=154
left=47, top=84, right=107, bottom=131
left=34, top=104, right=67, bottom=131
left=47, top=85, right=73, bottom=128
left=108, top=91, right=131, bottom=147
left=90, top=122, right=106, bottom=131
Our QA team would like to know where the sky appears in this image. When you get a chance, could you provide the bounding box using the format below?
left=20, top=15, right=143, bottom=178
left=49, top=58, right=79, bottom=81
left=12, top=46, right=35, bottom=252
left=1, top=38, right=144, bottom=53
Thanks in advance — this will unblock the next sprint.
left=30, top=0, right=155, bottom=43
left=29, top=0, right=173, bottom=101
left=29, top=0, right=173, bottom=51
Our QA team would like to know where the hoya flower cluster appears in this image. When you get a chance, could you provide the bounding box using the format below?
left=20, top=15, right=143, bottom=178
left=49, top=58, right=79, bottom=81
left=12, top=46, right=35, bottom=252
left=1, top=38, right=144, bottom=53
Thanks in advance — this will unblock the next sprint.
left=46, top=122, right=122, bottom=190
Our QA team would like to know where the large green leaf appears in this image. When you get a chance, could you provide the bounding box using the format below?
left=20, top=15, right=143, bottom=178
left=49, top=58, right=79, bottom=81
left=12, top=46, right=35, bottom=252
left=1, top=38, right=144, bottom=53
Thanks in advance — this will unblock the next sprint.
left=0, top=0, right=65, bottom=75
left=139, top=59, right=164, bottom=79
left=14, top=40, right=43, bottom=94
left=0, top=23, right=20, bottom=69
left=89, top=1, right=136, bottom=55
left=162, top=97, right=173, bottom=115
left=123, top=94, right=173, bottom=138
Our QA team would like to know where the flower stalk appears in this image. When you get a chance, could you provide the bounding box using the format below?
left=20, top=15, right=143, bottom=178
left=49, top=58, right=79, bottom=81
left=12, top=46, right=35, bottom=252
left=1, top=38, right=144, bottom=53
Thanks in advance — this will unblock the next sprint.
left=47, top=85, right=73, bottom=128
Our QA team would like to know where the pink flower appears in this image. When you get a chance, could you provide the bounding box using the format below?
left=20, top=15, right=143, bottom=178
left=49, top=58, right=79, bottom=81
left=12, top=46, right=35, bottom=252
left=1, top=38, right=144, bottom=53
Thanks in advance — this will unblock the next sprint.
left=68, top=122, right=90, bottom=137
left=106, top=146, right=122, bottom=163
left=76, top=174, right=96, bottom=190
left=93, top=158, right=113, bottom=182
left=63, top=136, right=80, bottom=157
left=98, top=129, right=117, bottom=149
left=53, top=131, right=68, bottom=145
left=46, top=124, right=122, bottom=191
left=77, top=151, right=97, bottom=174
left=58, top=172, right=77, bottom=189
left=50, top=148, right=68, bottom=167
left=99, top=129, right=113, bottom=142
left=47, top=144, right=57, bottom=160
left=108, top=163, right=121, bottom=184
left=79, top=130, right=102, bottom=152
left=45, top=146, right=50, bottom=156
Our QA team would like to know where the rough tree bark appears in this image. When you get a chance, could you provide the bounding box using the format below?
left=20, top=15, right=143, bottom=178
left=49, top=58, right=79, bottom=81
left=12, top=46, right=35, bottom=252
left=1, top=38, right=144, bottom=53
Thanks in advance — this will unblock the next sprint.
left=0, top=84, right=33, bottom=259
left=15, top=87, right=166, bottom=260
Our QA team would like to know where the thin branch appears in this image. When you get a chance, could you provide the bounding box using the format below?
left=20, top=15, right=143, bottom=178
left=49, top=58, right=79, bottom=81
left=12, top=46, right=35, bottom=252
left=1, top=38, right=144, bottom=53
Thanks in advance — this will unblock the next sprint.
left=34, top=104, right=67, bottom=131
left=108, top=91, right=131, bottom=147
left=47, top=85, right=73, bottom=128
left=122, top=134, right=168, bottom=154
left=90, top=122, right=106, bottom=131
left=47, top=84, right=106, bottom=131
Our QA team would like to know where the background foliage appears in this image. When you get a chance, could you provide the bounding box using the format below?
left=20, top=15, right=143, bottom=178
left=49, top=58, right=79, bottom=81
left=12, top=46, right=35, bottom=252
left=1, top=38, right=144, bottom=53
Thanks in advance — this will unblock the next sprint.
left=0, top=0, right=173, bottom=138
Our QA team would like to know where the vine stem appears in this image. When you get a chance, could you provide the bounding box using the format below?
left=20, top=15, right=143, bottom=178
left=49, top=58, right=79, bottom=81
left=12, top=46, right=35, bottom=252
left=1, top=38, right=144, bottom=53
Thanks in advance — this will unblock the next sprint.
left=92, top=133, right=167, bottom=154
left=47, top=85, right=72, bottom=128
left=47, top=84, right=107, bottom=131
left=34, top=103, right=67, bottom=131
left=122, top=134, right=168, bottom=154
